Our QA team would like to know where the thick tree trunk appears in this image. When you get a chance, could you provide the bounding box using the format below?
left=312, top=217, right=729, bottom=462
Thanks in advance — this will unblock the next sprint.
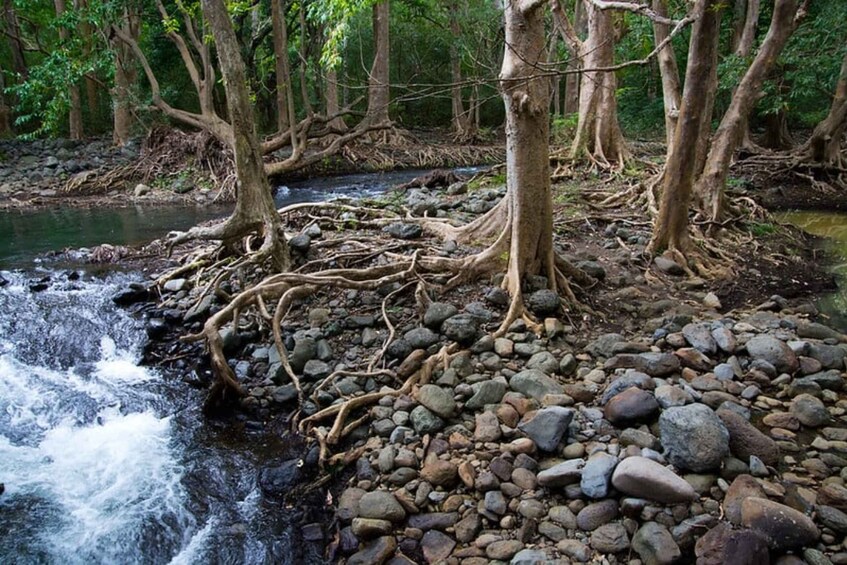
left=807, top=45, right=847, bottom=164
left=695, top=0, right=801, bottom=223
left=272, top=0, right=291, bottom=133
left=325, top=69, right=347, bottom=132
left=448, top=0, right=472, bottom=137
left=501, top=0, right=555, bottom=295
left=734, top=0, right=760, bottom=148
left=570, top=1, right=628, bottom=167
left=112, top=7, right=140, bottom=146
left=761, top=108, right=794, bottom=150
left=200, top=0, right=289, bottom=268
left=3, top=0, right=27, bottom=80
left=650, top=0, right=721, bottom=255
left=652, top=0, right=682, bottom=152
left=366, top=0, right=391, bottom=125
left=55, top=0, right=83, bottom=139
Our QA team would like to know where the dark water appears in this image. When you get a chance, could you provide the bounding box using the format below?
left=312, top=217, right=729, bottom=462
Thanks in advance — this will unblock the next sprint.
left=0, top=167, right=471, bottom=267
left=779, top=210, right=847, bottom=329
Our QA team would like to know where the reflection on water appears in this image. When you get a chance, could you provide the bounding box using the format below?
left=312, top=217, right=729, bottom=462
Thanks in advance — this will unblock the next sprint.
left=779, top=210, right=847, bottom=330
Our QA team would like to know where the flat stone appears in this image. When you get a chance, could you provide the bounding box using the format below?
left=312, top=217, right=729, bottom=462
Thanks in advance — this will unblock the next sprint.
left=590, top=522, right=630, bottom=554
left=358, top=491, right=406, bottom=523
left=518, top=406, right=574, bottom=451
left=421, top=529, right=456, bottom=564
left=580, top=452, right=618, bottom=499
left=486, top=540, right=524, bottom=561
left=420, top=459, right=458, bottom=487
left=384, top=223, right=423, bottom=239
left=632, top=522, right=681, bottom=565
left=611, top=456, right=697, bottom=504
left=537, top=458, right=585, bottom=487
left=509, top=369, right=564, bottom=401
left=351, top=517, right=393, bottom=538
left=417, top=384, right=456, bottom=419
left=465, top=380, right=507, bottom=410
left=348, top=536, right=397, bottom=565
left=408, top=512, right=459, bottom=531
left=604, top=352, right=680, bottom=377
left=577, top=499, right=619, bottom=531
left=741, top=497, right=820, bottom=551
left=410, top=405, right=445, bottom=435
left=659, top=404, right=729, bottom=472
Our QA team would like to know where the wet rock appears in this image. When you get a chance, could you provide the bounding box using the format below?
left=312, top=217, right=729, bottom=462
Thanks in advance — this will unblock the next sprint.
left=352, top=517, right=393, bottom=538
left=258, top=459, right=303, bottom=498
left=590, top=522, right=630, bottom=554
left=410, top=406, right=444, bottom=435
left=577, top=499, right=619, bottom=531
left=659, top=404, right=729, bottom=472
left=509, top=369, right=564, bottom=400
left=145, top=318, right=168, bottom=340
left=604, top=352, right=680, bottom=377
left=163, top=278, right=187, bottom=292
left=417, top=384, right=456, bottom=419
left=527, top=289, right=560, bottom=316
left=581, top=452, right=618, bottom=499
left=741, top=497, right=820, bottom=551
left=518, top=406, right=574, bottom=451
left=604, top=387, right=660, bottom=424
left=817, top=505, right=847, bottom=534
left=632, top=522, right=681, bottom=565
left=421, top=530, right=455, bottom=563
left=441, top=314, right=479, bottom=345
left=611, top=456, right=697, bottom=503
left=358, top=491, right=407, bottom=523
left=423, top=302, right=458, bottom=330
left=537, top=458, right=585, bottom=487
left=347, top=536, right=396, bottom=565
left=408, top=512, right=459, bottom=531
left=790, top=393, right=830, bottom=427
left=404, top=327, right=439, bottom=349
left=384, top=223, right=423, bottom=240
left=745, top=335, right=798, bottom=374
left=718, top=409, right=780, bottom=466
left=112, top=284, right=149, bottom=305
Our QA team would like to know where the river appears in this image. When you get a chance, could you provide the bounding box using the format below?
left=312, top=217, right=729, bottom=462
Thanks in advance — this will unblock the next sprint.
left=0, top=168, right=477, bottom=564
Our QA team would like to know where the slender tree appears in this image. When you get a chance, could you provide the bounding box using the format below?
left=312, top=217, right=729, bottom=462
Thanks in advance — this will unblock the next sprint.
left=804, top=42, right=847, bottom=165
left=366, top=0, right=391, bottom=125
left=652, top=0, right=681, bottom=153
left=54, top=0, right=84, bottom=139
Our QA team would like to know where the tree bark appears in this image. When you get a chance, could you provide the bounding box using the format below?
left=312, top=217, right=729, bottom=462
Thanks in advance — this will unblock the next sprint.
left=0, top=62, right=12, bottom=137
left=562, top=0, right=584, bottom=115
left=112, top=6, right=140, bottom=146
left=366, top=0, right=391, bottom=125
left=501, top=0, right=555, bottom=295
left=567, top=0, right=628, bottom=167
left=271, top=0, right=291, bottom=133
left=448, top=0, right=472, bottom=137
left=650, top=0, right=721, bottom=255
left=3, top=0, right=27, bottom=80
left=694, top=0, right=802, bottom=223
left=325, top=68, right=347, bottom=132
left=54, top=0, right=83, bottom=139
left=652, top=0, right=681, bottom=152
left=806, top=44, right=847, bottom=164
left=200, top=0, right=289, bottom=268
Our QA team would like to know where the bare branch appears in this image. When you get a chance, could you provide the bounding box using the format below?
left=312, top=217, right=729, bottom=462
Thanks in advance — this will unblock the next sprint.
left=591, top=0, right=680, bottom=25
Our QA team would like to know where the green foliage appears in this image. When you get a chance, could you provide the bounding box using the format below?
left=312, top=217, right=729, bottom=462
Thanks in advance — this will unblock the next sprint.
left=551, top=113, right=578, bottom=145
left=747, top=222, right=777, bottom=237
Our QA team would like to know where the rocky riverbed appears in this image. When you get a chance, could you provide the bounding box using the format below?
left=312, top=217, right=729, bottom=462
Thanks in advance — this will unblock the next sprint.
left=102, top=171, right=847, bottom=565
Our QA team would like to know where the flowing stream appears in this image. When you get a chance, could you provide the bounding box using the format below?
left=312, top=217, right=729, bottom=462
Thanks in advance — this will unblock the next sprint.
left=0, top=168, right=481, bottom=564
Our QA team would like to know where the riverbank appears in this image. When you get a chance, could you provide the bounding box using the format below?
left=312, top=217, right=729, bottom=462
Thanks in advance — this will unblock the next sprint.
left=98, top=160, right=847, bottom=564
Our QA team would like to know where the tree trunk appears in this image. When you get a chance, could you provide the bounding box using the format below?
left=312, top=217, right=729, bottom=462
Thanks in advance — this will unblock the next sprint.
left=449, top=0, right=471, bottom=137
left=272, top=0, right=291, bottom=133
left=55, top=0, right=83, bottom=139
left=650, top=0, right=721, bottom=255
left=75, top=0, right=98, bottom=117
left=761, top=108, right=794, bottom=149
left=807, top=44, right=847, bottom=164
left=325, top=69, right=347, bottom=132
left=0, top=63, right=12, bottom=137
left=366, top=0, right=391, bottom=125
left=200, top=0, right=289, bottom=268
left=112, top=6, right=140, bottom=146
left=297, top=4, right=313, bottom=116
left=501, top=0, right=555, bottom=296
left=3, top=0, right=27, bottom=80
left=734, top=0, right=760, bottom=148
left=570, top=1, right=628, bottom=167
left=562, top=0, right=584, bottom=115
left=695, top=0, right=801, bottom=223
left=652, top=0, right=682, bottom=152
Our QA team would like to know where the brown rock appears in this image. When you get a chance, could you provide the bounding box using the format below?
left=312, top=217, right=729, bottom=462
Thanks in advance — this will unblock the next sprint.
left=420, top=457, right=459, bottom=487
left=818, top=483, right=847, bottom=510
left=458, top=461, right=476, bottom=488
left=421, top=530, right=456, bottom=564
left=724, top=475, right=767, bottom=525
left=348, top=536, right=397, bottom=565
left=718, top=410, right=780, bottom=466
left=762, top=412, right=800, bottom=430
left=397, top=349, right=427, bottom=379
left=604, top=387, right=660, bottom=424
left=741, top=497, right=820, bottom=551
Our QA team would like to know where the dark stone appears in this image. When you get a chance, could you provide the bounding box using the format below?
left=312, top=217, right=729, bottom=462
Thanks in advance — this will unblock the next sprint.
left=407, top=512, right=459, bottom=530
left=441, top=314, right=479, bottom=345
left=347, top=536, right=397, bottom=565
left=659, top=404, right=729, bottom=472
left=384, top=223, right=423, bottom=240
left=576, top=260, right=606, bottom=281
left=484, top=287, right=509, bottom=307
left=112, top=284, right=149, bottom=305
left=717, top=409, right=780, bottom=466
left=741, top=497, right=820, bottom=551
left=145, top=318, right=168, bottom=340
left=527, top=289, right=560, bottom=316
left=404, top=327, right=440, bottom=349
left=604, top=352, right=681, bottom=377
left=423, top=302, right=458, bottom=330
left=518, top=406, right=574, bottom=451
left=604, top=387, right=660, bottom=424
left=289, top=233, right=311, bottom=253
left=258, top=459, right=303, bottom=498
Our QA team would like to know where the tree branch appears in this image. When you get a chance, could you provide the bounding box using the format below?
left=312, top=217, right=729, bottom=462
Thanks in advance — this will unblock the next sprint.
left=591, top=0, right=680, bottom=25
left=551, top=0, right=583, bottom=54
